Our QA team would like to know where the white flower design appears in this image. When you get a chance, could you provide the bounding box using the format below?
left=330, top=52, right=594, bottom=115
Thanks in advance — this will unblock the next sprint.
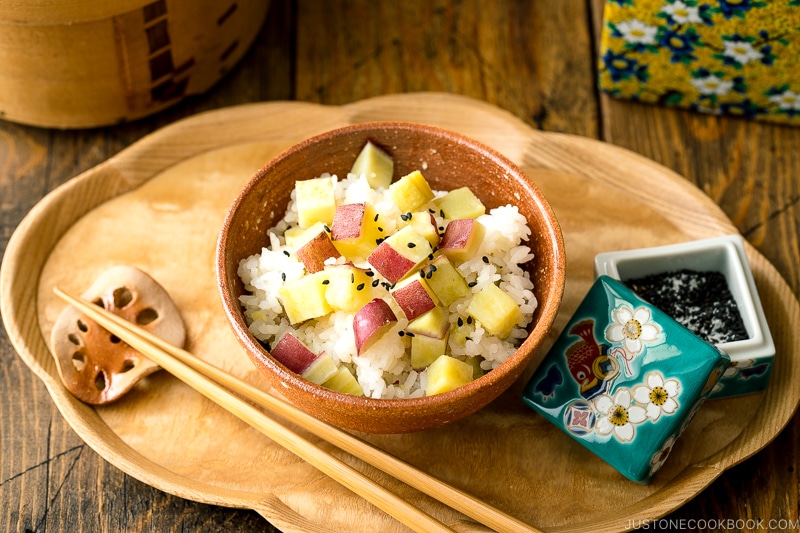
left=649, top=434, right=677, bottom=475
left=605, top=304, right=660, bottom=355
left=723, top=40, right=763, bottom=65
left=660, top=1, right=703, bottom=24
left=634, top=372, right=680, bottom=421
left=769, top=90, right=800, bottom=111
left=616, top=19, right=658, bottom=45
left=594, top=389, right=647, bottom=442
left=690, top=74, right=734, bottom=97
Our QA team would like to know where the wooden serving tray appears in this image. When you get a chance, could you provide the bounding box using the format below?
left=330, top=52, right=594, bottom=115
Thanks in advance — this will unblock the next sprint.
left=3, top=93, right=799, bottom=533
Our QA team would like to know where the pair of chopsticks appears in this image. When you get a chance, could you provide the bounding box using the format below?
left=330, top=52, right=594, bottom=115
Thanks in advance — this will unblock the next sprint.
left=54, top=287, right=541, bottom=533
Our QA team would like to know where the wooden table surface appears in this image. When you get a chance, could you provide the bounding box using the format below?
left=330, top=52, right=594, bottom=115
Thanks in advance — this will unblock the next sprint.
left=2, top=1, right=798, bottom=532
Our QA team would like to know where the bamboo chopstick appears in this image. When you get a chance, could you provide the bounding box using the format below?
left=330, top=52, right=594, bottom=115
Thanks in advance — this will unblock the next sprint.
left=54, top=287, right=541, bottom=533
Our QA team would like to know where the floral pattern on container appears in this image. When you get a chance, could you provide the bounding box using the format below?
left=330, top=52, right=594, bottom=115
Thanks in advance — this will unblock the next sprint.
left=598, top=0, right=800, bottom=125
left=522, top=276, right=730, bottom=483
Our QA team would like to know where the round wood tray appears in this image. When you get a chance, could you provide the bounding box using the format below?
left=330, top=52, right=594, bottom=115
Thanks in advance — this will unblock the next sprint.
left=3, top=93, right=799, bottom=533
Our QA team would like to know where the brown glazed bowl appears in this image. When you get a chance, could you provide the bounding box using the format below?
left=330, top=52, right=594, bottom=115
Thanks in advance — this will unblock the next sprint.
left=216, top=122, right=566, bottom=434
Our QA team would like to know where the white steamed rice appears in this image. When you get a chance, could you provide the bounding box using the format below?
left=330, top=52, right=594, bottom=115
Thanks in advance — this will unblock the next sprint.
left=237, top=171, right=537, bottom=399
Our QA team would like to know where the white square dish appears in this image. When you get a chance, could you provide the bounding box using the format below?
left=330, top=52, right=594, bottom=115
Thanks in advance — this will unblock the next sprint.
left=594, top=235, right=774, bottom=398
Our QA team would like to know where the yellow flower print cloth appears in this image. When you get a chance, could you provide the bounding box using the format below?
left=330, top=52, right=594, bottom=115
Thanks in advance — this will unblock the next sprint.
left=598, top=0, right=800, bottom=125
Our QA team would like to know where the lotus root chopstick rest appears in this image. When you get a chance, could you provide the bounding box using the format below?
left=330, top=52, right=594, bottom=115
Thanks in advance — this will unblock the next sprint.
left=522, top=276, right=730, bottom=483
left=50, top=265, right=186, bottom=405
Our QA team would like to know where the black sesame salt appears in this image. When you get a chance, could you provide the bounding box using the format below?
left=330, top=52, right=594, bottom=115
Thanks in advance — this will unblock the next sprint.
left=356, top=283, right=365, bottom=291
left=372, top=279, right=380, bottom=287
left=624, top=269, right=748, bottom=344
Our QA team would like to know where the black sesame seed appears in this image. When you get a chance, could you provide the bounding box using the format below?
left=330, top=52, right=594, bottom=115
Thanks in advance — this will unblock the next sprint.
left=282, top=250, right=290, bottom=257
left=324, top=225, right=331, bottom=232
left=407, top=242, right=416, bottom=248
left=624, top=269, right=747, bottom=344
left=426, top=271, right=433, bottom=279
left=321, top=279, right=330, bottom=285
left=482, top=256, right=490, bottom=264
left=372, top=279, right=380, bottom=287
left=467, top=316, right=473, bottom=324
left=357, top=283, right=365, bottom=291
left=281, top=272, right=286, bottom=281
left=457, top=317, right=464, bottom=327
left=468, top=281, right=477, bottom=287
left=406, top=332, right=415, bottom=337
left=365, top=270, right=375, bottom=277
left=351, top=273, right=355, bottom=283
left=374, top=213, right=380, bottom=222
left=430, top=264, right=437, bottom=272
left=376, top=238, right=385, bottom=245
left=440, top=209, right=445, bottom=218
left=378, top=227, right=384, bottom=232
left=398, top=331, right=405, bottom=337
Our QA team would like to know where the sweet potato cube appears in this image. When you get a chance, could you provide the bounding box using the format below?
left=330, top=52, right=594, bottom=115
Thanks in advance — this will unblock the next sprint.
left=330, top=202, right=383, bottom=258
left=439, top=219, right=485, bottom=263
left=322, top=366, right=364, bottom=396
left=353, top=298, right=398, bottom=354
left=434, top=187, right=486, bottom=220
left=295, top=176, right=336, bottom=229
left=367, top=225, right=433, bottom=284
left=301, top=352, right=339, bottom=385
left=270, top=334, right=338, bottom=385
left=296, top=231, right=341, bottom=273
left=350, top=141, right=393, bottom=189
left=406, top=211, right=440, bottom=247
left=426, top=355, right=473, bottom=395
left=391, top=276, right=438, bottom=321
left=278, top=271, right=333, bottom=324
left=422, top=255, right=469, bottom=306
left=389, top=170, right=435, bottom=213
left=411, top=333, right=449, bottom=370
left=324, top=264, right=373, bottom=312
left=285, top=221, right=329, bottom=249
left=406, top=305, right=449, bottom=339
left=466, top=283, right=522, bottom=338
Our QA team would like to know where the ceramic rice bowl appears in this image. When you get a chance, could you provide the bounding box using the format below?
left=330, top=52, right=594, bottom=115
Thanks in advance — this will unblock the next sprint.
left=216, top=122, right=566, bottom=434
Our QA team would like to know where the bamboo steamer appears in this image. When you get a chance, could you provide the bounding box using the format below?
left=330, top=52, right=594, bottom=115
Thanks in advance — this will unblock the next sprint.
left=0, top=0, right=269, bottom=128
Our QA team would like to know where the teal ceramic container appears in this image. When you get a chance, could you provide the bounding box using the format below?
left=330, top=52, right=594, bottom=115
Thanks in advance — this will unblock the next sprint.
left=522, top=276, right=730, bottom=483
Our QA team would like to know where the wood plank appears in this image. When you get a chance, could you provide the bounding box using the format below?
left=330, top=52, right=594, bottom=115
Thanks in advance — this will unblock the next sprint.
left=295, top=0, right=598, bottom=136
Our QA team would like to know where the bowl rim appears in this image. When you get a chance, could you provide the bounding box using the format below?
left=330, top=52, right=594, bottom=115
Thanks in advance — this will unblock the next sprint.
left=215, top=120, right=566, bottom=413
